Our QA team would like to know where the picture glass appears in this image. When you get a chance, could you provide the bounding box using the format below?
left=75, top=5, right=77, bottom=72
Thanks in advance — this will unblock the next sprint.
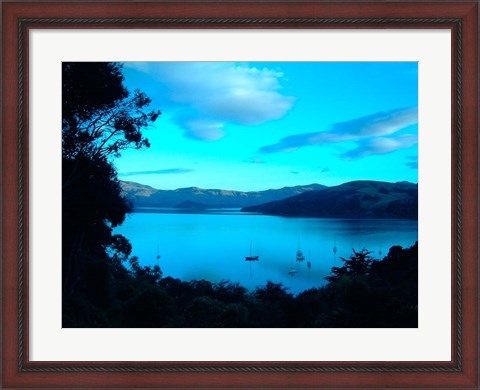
left=62, top=61, right=418, bottom=328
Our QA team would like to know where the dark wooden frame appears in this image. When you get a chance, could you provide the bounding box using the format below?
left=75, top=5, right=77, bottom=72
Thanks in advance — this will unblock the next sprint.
left=2, top=1, right=478, bottom=388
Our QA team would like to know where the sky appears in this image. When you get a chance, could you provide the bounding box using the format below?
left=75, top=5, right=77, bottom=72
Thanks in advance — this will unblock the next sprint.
left=114, top=62, right=418, bottom=192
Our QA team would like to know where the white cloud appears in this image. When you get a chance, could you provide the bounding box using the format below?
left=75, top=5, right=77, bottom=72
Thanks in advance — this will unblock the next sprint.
left=259, top=107, right=418, bottom=154
left=126, top=62, right=295, bottom=140
left=341, top=134, right=418, bottom=160
left=405, top=155, right=418, bottom=169
left=333, top=107, right=418, bottom=138
left=176, top=118, right=225, bottom=141
left=119, top=168, right=194, bottom=176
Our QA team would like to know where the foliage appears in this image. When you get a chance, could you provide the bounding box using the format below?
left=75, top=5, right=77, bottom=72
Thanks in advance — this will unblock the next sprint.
left=325, top=248, right=374, bottom=282
left=62, top=62, right=159, bottom=310
left=64, top=243, right=418, bottom=328
left=316, top=242, right=418, bottom=327
left=62, top=62, right=160, bottom=160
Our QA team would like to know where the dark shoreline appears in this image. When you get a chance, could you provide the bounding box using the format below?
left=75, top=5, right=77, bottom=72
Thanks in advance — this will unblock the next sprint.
left=63, top=242, right=418, bottom=328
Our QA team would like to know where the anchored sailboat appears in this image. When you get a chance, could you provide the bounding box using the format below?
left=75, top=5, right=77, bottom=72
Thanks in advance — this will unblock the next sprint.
left=245, top=241, right=259, bottom=277
left=288, top=266, right=298, bottom=276
left=296, top=237, right=305, bottom=262
left=332, top=239, right=338, bottom=266
left=245, top=241, right=259, bottom=261
left=296, top=250, right=305, bottom=262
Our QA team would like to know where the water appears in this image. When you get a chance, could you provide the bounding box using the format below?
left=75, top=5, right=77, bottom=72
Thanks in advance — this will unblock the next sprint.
left=114, top=210, right=418, bottom=295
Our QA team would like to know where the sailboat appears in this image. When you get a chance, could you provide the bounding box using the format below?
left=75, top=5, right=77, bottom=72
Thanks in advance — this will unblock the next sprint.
left=288, top=266, right=298, bottom=276
left=296, top=237, right=305, bottom=261
left=296, top=250, right=305, bottom=261
left=245, top=241, right=259, bottom=261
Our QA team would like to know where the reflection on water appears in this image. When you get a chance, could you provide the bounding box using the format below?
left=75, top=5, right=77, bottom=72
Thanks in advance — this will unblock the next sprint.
left=114, top=209, right=418, bottom=295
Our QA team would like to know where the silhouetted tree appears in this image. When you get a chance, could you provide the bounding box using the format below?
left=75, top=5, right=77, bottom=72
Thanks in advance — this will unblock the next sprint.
left=62, top=62, right=159, bottom=321
left=62, top=62, right=160, bottom=160
left=325, top=248, right=374, bottom=282
left=318, top=243, right=418, bottom=327
left=250, top=282, right=294, bottom=327
left=64, top=242, right=417, bottom=328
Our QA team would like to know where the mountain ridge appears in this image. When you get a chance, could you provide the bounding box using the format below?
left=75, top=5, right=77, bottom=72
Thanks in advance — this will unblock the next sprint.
left=121, top=181, right=328, bottom=209
left=241, top=180, right=418, bottom=219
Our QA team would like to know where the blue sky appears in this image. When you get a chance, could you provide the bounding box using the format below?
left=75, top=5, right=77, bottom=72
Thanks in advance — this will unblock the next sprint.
left=114, top=62, right=418, bottom=192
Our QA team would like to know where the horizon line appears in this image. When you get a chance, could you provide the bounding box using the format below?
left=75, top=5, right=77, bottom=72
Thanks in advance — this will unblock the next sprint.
left=120, top=179, right=418, bottom=193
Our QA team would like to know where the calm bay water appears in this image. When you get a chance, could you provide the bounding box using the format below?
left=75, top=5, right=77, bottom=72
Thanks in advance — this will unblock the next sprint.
left=114, top=210, right=418, bottom=295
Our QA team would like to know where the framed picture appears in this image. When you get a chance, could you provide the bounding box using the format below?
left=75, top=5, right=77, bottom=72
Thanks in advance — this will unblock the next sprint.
left=2, top=1, right=478, bottom=388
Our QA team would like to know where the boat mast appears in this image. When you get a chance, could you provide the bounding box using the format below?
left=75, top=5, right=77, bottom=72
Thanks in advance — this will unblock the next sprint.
left=249, top=241, right=253, bottom=277
left=307, top=249, right=311, bottom=280
left=333, top=238, right=338, bottom=264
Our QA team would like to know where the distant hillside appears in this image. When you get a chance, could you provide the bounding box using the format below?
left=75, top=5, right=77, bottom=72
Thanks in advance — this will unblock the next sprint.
left=241, top=180, right=418, bottom=219
left=121, top=181, right=328, bottom=209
